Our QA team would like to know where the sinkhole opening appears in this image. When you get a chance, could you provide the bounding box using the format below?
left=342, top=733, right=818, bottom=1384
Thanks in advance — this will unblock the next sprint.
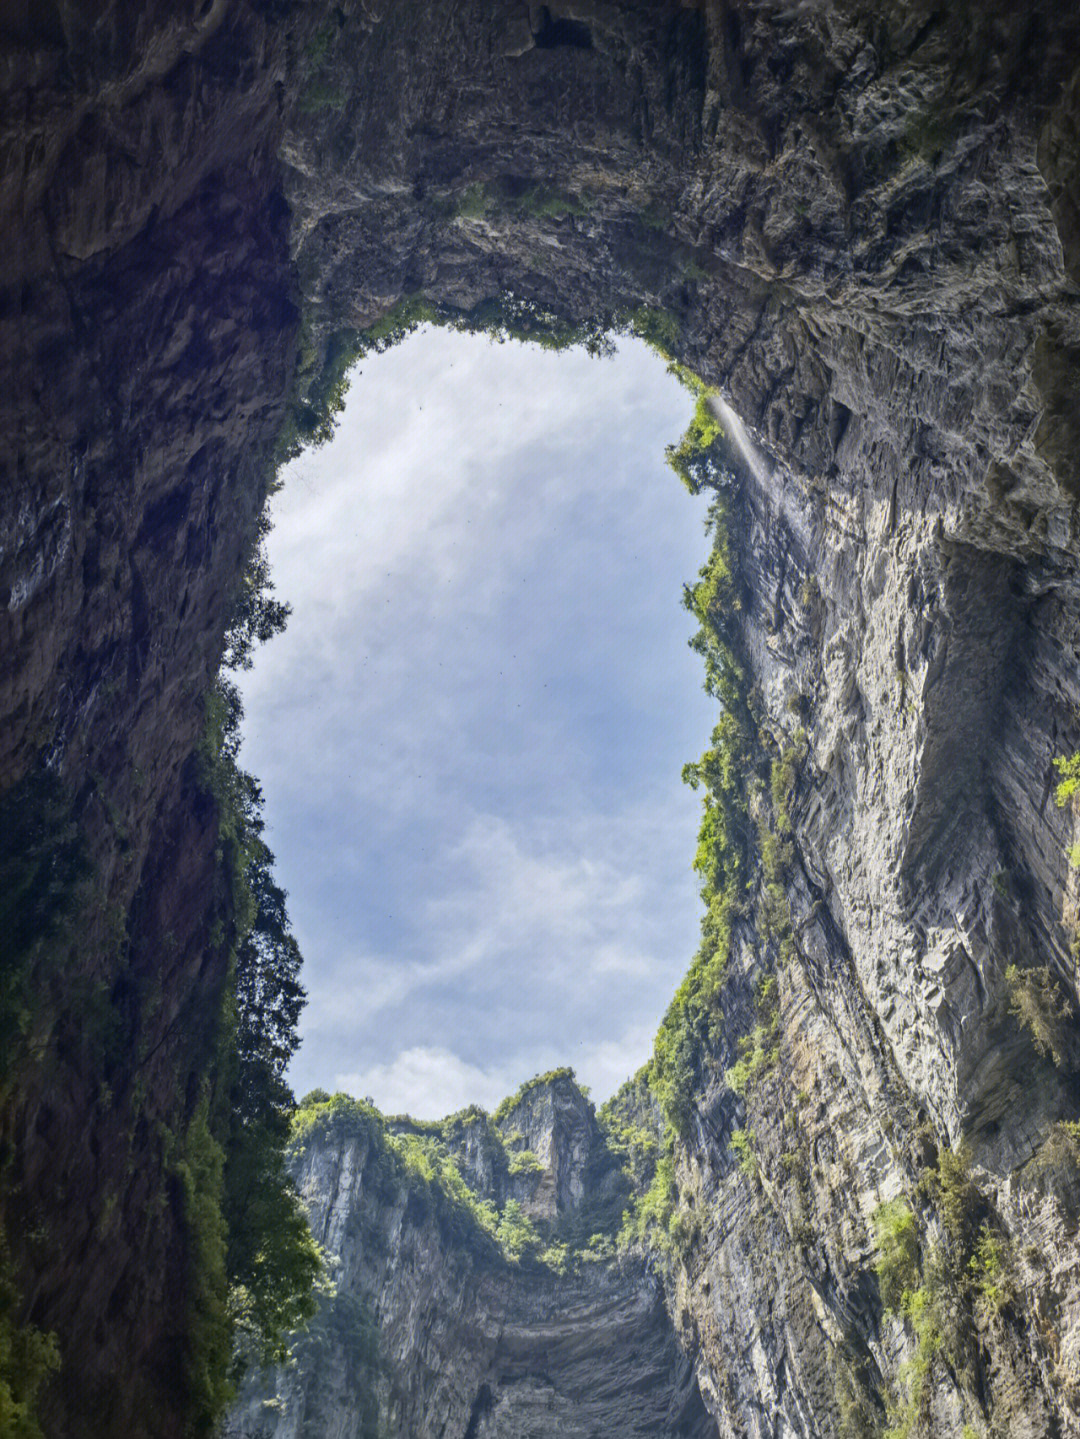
left=234, top=320, right=742, bottom=1120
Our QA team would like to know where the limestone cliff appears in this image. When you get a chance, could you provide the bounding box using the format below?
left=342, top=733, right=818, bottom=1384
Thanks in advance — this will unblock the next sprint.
left=2, top=1, right=1080, bottom=1436
left=227, top=1080, right=710, bottom=1438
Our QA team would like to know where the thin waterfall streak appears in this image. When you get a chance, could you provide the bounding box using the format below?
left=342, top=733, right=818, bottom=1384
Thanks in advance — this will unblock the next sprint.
left=710, top=396, right=771, bottom=487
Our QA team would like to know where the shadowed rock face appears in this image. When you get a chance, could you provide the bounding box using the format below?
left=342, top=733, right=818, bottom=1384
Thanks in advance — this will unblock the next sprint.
left=2, top=1, right=1080, bottom=1435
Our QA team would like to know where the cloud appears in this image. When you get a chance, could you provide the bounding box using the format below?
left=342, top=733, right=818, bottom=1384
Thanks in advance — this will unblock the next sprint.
left=334, top=1021, right=657, bottom=1120
left=238, top=326, right=719, bottom=1116
left=334, top=1047, right=517, bottom=1119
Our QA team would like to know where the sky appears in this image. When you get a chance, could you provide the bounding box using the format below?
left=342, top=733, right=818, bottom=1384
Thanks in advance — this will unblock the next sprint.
left=237, top=325, right=717, bottom=1119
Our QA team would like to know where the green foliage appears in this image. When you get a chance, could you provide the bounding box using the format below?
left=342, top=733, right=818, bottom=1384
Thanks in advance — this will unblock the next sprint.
left=0, top=770, right=88, bottom=1436
left=882, top=1276, right=946, bottom=1439
left=222, top=840, right=319, bottom=1370
left=277, top=292, right=692, bottom=465
left=1004, top=963, right=1073, bottom=1068
left=537, top=1241, right=573, bottom=1275
left=726, top=977, right=780, bottom=1095
left=292, top=1094, right=582, bottom=1273
left=599, top=1069, right=662, bottom=1190
left=873, top=1199, right=920, bottom=1312
left=287, top=1283, right=380, bottom=1439
left=873, top=1164, right=1010, bottom=1438
left=968, top=1222, right=1012, bottom=1315
left=512, top=185, right=589, bottom=220
left=495, top=1201, right=543, bottom=1263
left=925, top=1144, right=982, bottom=1253
left=730, top=1128, right=757, bottom=1177
left=1052, top=752, right=1080, bottom=807
left=176, top=554, right=319, bottom=1409
left=627, top=305, right=681, bottom=355
left=507, top=1149, right=544, bottom=1176
left=296, top=80, right=345, bottom=113
left=1029, top=1118, right=1080, bottom=1176
left=725, top=1020, right=779, bottom=1096
left=452, top=180, right=590, bottom=223
left=291, top=1091, right=385, bottom=1150
left=172, top=1098, right=232, bottom=1434
left=770, top=729, right=807, bottom=835
left=665, top=394, right=725, bottom=495
left=493, top=1067, right=576, bottom=1125
left=454, top=182, right=494, bottom=220
left=0, top=1235, right=60, bottom=1439
left=618, top=1152, right=677, bottom=1252
left=650, top=498, right=754, bottom=1136
left=872, top=1199, right=955, bottom=1439
left=220, top=509, right=291, bottom=674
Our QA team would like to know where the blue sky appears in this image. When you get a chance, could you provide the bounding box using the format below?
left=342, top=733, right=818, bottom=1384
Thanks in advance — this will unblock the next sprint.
left=238, top=326, right=716, bottom=1118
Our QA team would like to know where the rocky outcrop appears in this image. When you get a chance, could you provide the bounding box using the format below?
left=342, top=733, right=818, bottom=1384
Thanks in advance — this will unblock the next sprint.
left=2, top=1, right=1080, bottom=1435
left=226, top=1089, right=710, bottom=1439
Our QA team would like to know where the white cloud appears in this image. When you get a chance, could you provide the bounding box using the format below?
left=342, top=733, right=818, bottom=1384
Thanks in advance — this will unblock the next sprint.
left=239, top=327, right=719, bottom=1113
left=335, top=1047, right=518, bottom=1119
left=334, top=1021, right=657, bottom=1121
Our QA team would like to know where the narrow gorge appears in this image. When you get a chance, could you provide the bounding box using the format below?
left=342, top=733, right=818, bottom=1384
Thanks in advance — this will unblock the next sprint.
left=2, top=2, right=1080, bottom=1436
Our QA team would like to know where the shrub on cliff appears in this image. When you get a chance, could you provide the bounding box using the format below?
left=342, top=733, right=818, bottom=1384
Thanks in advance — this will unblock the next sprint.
left=1005, top=963, right=1073, bottom=1068
left=0, top=1237, right=60, bottom=1439
left=195, top=680, right=321, bottom=1386
left=650, top=497, right=753, bottom=1137
left=873, top=1199, right=920, bottom=1311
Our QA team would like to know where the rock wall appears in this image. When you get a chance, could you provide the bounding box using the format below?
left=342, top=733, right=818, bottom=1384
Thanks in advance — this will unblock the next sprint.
left=1, top=1, right=1079, bottom=1435
left=227, top=1085, right=711, bottom=1439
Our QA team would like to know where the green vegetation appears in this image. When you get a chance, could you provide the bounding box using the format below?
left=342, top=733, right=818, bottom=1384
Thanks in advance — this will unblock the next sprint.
left=171, top=1099, right=232, bottom=1434
left=617, top=1151, right=678, bottom=1252
left=730, top=1128, right=757, bottom=1178
left=0, top=766, right=91, bottom=1430
left=220, top=501, right=291, bottom=674
left=924, top=1142, right=982, bottom=1253
left=0, top=1236, right=60, bottom=1439
left=280, top=292, right=707, bottom=471
left=291, top=1094, right=563, bottom=1271
left=450, top=178, right=591, bottom=223
left=725, top=978, right=780, bottom=1097
left=1004, top=962, right=1073, bottom=1068
left=626, top=305, right=681, bottom=355
left=287, top=1284, right=380, bottom=1439
left=296, top=81, right=345, bottom=113
left=454, top=183, right=494, bottom=220
left=872, top=1199, right=920, bottom=1311
left=968, top=1223, right=1012, bottom=1315
left=1029, top=1117, right=1080, bottom=1175
left=599, top=1069, right=662, bottom=1190
left=872, top=1198, right=948, bottom=1439
left=1054, top=752, right=1080, bottom=807
left=649, top=497, right=754, bottom=1139
left=453, top=180, right=590, bottom=222
left=493, top=1067, right=576, bottom=1125
left=665, top=393, right=723, bottom=495
left=507, top=1149, right=544, bottom=1176
left=161, top=538, right=321, bottom=1423
left=494, top=1201, right=543, bottom=1262
left=1052, top=749, right=1080, bottom=886
left=873, top=1148, right=1014, bottom=1439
